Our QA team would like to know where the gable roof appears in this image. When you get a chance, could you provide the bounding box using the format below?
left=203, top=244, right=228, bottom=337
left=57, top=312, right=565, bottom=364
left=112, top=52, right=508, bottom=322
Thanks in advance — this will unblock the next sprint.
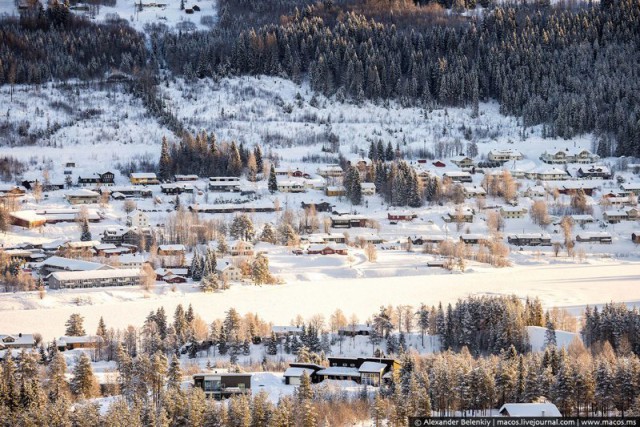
left=499, top=403, right=561, bottom=417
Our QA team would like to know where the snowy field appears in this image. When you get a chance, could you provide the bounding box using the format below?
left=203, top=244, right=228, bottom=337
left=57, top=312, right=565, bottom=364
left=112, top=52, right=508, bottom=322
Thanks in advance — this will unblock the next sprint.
left=0, top=258, right=637, bottom=340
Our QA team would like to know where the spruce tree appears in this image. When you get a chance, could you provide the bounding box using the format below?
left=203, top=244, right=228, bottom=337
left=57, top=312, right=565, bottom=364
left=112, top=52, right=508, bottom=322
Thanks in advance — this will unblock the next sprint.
left=159, top=136, right=172, bottom=182
left=251, top=255, right=271, bottom=285
left=71, top=353, right=98, bottom=398
left=65, top=313, right=86, bottom=336
left=80, top=218, right=92, bottom=242
left=268, top=165, right=278, bottom=194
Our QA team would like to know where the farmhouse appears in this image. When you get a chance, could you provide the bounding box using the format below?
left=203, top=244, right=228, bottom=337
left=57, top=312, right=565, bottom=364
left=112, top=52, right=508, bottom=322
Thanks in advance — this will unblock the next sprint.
left=488, top=149, right=524, bottom=162
left=129, top=172, right=159, bottom=185
left=507, top=233, right=552, bottom=246
left=557, top=182, right=598, bottom=196
left=193, top=372, right=252, bottom=400
left=575, top=232, right=613, bottom=244
left=0, top=185, right=26, bottom=200
left=570, top=214, right=595, bottom=225
left=526, top=168, right=569, bottom=181
left=603, top=209, right=629, bottom=223
left=65, top=189, right=100, bottom=204
left=228, top=240, right=254, bottom=257
left=463, top=185, right=486, bottom=198
left=48, top=269, right=144, bottom=289
left=208, top=177, right=241, bottom=192
left=411, top=235, right=447, bottom=245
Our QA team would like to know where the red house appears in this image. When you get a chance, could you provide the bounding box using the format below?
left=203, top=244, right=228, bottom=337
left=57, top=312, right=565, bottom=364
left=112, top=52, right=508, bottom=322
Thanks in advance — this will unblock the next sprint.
left=388, top=211, right=417, bottom=221
left=432, top=160, right=446, bottom=168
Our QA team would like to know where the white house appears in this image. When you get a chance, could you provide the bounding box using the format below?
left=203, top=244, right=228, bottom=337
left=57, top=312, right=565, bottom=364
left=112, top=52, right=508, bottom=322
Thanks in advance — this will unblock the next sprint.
left=126, top=210, right=149, bottom=228
left=360, top=182, right=376, bottom=196
left=488, top=149, right=524, bottom=162
left=216, top=261, right=243, bottom=282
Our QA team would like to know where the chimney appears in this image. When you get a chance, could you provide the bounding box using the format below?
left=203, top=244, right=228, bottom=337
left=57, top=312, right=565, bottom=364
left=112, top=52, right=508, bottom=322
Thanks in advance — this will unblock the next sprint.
left=541, top=410, right=546, bottom=417
left=19, top=333, right=22, bottom=337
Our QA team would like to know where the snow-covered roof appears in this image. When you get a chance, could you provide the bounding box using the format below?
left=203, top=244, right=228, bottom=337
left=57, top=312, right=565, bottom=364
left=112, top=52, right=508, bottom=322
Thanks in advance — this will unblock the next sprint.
left=0, top=334, right=35, bottom=346
left=49, top=269, right=143, bottom=281
left=283, top=367, right=315, bottom=377
left=272, top=326, right=303, bottom=334
left=42, top=256, right=110, bottom=272
left=65, top=189, right=100, bottom=197
left=498, top=403, right=562, bottom=417
left=57, top=335, right=102, bottom=345
left=130, top=172, right=157, bottom=179
left=500, top=206, right=527, bottom=212
left=360, top=183, right=376, bottom=189
left=443, top=171, right=471, bottom=177
left=358, top=362, right=387, bottom=373
left=65, top=241, right=100, bottom=249
left=509, top=233, right=551, bottom=239
left=316, top=367, right=360, bottom=376
left=158, top=244, right=186, bottom=251
left=576, top=232, right=612, bottom=238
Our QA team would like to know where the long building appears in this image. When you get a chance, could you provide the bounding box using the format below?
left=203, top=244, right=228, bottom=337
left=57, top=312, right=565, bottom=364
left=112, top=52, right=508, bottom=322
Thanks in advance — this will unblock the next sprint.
left=48, top=269, right=144, bottom=290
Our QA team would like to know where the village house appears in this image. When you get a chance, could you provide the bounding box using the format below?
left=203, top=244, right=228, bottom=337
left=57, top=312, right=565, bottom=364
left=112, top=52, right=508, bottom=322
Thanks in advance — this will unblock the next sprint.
left=301, top=201, right=333, bottom=213
left=283, top=365, right=323, bottom=385
left=432, top=160, right=446, bottom=168
left=526, top=168, right=569, bottom=181
left=556, top=181, right=598, bottom=196
left=161, top=183, right=195, bottom=195
left=540, top=149, right=599, bottom=165
left=208, top=176, right=241, bottom=192
left=228, top=240, right=254, bottom=257
left=271, top=326, right=303, bottom=338
left=523, top=185, right=547, bottom=198
left=156, top=270, right=188, bottom=284
left=65, top=189, right=100, bottom=204
left=360, top=182, right=376, bottom=196
left=498, top=403, right=562, bottom=417
left=193, top=371, right=252, bottom=400
left=500, top=206, right=528, bottom=219
left=158, top=244, right=186, bottom=257
left=460, top=234, right=489, bottom=245
left=129, top=172, right=159, bottom=185
left=330, top=214, right=368, bottom=228
left=102, top=186, right=153, bottom=199
left=576, top=232, right=613, bottom=244
left=619, top=183, right=640, bottom=196
left=189, top=203, right=279, bottom=214
left=126, top=210, right=149, bottom=228
left=9, top=211, right=47, bottom=228
left=174, top=174, right=199, bottom=182
left=606, top=196, right=634, bottom=207
left=94, top=244, right=133, bottom=258
left=0, top=185, right=26, bottom=200
left=411, top=235, right=447, bottom=245
left=306, top=243, right=349, bottom=255
left=0, top=334, right=36, bottom=350
left=577, top=165, right=612, bottom=179
left=632, top=232, right=640, bottom=244
left=41, top=256, right=112, bottom=275
left=313, top=357, right=400, bottom=385
left=488, top=149, right=524, bottom=163
left=443, top=171, right=473, bottom=183
left=317, top=165, right=344, bottom=178
left=602, top=207, right=639, bottom=223
left=443, top=208, right=475, bottom=223
left=57, top=336, right=103, bottom=351
left=450, top=156, right=475, bottom=168
left=338, top=324, right=372, bottom=336
left=387, top=211, right=417, bottom=222
left=325, top=186, right=346, bottom=197
left=277, top=180, right=306, bottom=193
left=570, top=214, right=595, bottom=226
left=463, top=185, right=486, bottom=198
left=77, top=171, right=115, bottom=187
left=216, top=261, right=243, bottom=282
left=48, top=268, right=145, bottom=289
left=101, top=227, right=148, bottom=246
left=507, top=233, right=552, bottom=247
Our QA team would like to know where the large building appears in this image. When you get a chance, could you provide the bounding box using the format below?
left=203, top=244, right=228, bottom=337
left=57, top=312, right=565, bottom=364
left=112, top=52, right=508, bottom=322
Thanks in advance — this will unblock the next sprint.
left=48, top=269, right=144, bottom=290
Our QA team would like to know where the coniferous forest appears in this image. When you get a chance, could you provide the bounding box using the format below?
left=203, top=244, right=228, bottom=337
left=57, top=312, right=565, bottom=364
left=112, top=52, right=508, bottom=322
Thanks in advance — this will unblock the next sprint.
left=0, top=0, right=638, bottom=155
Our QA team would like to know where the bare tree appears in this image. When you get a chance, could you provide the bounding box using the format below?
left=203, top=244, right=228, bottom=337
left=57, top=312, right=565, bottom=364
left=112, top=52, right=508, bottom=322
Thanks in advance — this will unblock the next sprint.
left=364, top=243, right=378, bottom=262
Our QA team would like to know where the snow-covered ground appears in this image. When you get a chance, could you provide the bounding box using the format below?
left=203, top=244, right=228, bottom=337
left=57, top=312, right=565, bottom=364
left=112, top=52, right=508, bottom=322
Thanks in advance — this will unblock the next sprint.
left=0, top=258, right=637, bottom=340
